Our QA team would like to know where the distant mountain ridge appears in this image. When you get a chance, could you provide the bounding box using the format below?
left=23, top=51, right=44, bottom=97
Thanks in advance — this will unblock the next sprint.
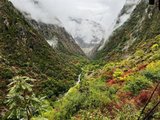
left=10, top=0, right=84, bottom=56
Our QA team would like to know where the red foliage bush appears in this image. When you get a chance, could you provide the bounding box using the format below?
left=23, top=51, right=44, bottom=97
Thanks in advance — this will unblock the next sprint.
left=117, top=92, right=133, bottom=102
left=107, top=79, right=116, bottom=85
left=136, top=64, right=147, bottom=71
left=104, top=102, right=122, bottom=116
left=134, top=90, right=150, bottom=106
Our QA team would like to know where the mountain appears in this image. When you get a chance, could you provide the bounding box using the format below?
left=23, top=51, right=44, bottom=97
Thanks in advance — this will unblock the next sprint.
left=27, top=19, right=84, bottom=56
left=1, top=0, right=160, bottom=119
left=97, top=0, right=140, bottom=51
left=66, top=17, right=105, bottom=56
left=95, top=0, right=160, bottom=60
left=9, top=0, right=104, bottom=56
left=9, top=0, right=125, bottom=57
left=12, top=0, right=85, bottom=56
left=114, top=0, right=140, bottom=29
left=29, top=1, right=160, bottom=119
left=0, top=0, right=86, bottom=117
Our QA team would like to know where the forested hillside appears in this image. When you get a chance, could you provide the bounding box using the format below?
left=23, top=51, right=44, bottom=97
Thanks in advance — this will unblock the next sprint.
left=0, top=0, right=86, bottom=118
left=31, top=34, right=160, bottom=120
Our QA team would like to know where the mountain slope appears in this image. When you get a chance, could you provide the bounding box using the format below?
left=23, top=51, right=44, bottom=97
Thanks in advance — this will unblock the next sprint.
left=9, top=0, right=85, bottom=56
left=114, top=0, right=140, bottom=29
left=0, top=0, right=85, bottom=116
left=27, top=0, right=160, bottom=119
left=95, top=0, right=160, bottom=60
left=32, top=34, right=160, bottom=120
left=1, top=0, right=160, bottom=119
left=25, top=16, right=85, bottom=56
left=98, top=0, right=140, bottom=50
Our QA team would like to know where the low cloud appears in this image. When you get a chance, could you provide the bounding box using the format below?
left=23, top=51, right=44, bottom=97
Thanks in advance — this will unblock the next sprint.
left=10, top=0, right=125, bottom=27
left=10, top=0, right=126, bottom=43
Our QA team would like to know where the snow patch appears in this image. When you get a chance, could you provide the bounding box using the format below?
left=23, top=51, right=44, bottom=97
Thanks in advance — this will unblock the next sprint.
left=47, top=36, right=58, bottom=48
left=123, top=37, right=137, bottom=51
left=82, top=47, right=94, bottom=55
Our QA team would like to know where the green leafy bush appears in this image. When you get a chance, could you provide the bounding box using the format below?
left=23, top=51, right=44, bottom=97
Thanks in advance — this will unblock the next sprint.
left=144, top=61, right=160, bottom=80
left=114, top=104, right=138, bottom=120
left=151, top=44, right=159, bottom=51
left=134, top=50, right=145, bottom=58
left=113, top=68, right=123, bottom=79
left=149, top=50, right=160, bottom=60
left=40, top=78, right=74, bottom=100
left=50, top=85, right=85, bottom=120
left=5, top=76, right=45, bottom=120
left=124, top=75, right=152, bottom=95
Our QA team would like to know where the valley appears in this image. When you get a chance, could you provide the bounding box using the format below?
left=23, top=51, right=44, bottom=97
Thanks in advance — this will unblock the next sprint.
left=0, top=0, right=160, bottom=120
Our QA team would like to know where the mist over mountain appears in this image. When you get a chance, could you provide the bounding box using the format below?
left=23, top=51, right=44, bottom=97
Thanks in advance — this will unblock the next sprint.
left=10, top=0, right=126, bottom=55
left=1, top=0, right=160, bottom=119
left=99, top=0, right=140, bottom=50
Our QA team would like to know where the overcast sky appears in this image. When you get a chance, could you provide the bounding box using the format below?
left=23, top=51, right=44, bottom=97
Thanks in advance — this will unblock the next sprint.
left=10, top=0, right=126, bottom=29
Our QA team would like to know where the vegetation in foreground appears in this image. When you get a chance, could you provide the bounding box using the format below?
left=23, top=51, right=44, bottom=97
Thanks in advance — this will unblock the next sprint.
left=0, top=0, right=160, bottom=120
left=29, top=35, right=160, bottom=120
left=2, top=35, right=160, bottom=120
left=0, top=0, right=87, bottom=119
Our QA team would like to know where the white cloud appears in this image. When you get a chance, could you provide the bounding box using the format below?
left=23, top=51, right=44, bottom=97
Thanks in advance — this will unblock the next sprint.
left=10, top=0, right=126, bottom=47
left=10, top=0, right=126, bottom=27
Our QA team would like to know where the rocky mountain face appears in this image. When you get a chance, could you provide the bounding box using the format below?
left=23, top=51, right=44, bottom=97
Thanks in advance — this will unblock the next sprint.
left=9, top=0, right=84, bottom=56
left=97, top=0, right=140, bottom=51
left=89, top=0, right=140, bottom=56
left=26, top=19, right=84, bottom=56
left=95, top=0, right=160, bottom=60
left=114, top=0, right=140, bottom=29
left=0, top=0, right=84, bottom=116
left=9, top=0, right=99, bottom=57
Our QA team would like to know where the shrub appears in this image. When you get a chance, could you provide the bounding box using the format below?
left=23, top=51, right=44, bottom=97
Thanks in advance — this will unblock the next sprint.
left=149, top=51, right=160, bottom=60
left=151, top=44, right=159, bottom=51
left=124, top=75, right=152, bottom=95
left=135, top=90, right=150, bottom=105
left=144, top=61, right=160, bottom=80
left=114, top=104, right=138, bottom=120
left=113, top=68, right=123, bottom=79
left=40, top=78, right=74, bottom=98
left=155, top=35, right=160, bottom=48
left=5, top=76, right=45, bottom=120
left=51, top=85, right=84, bottom=120
left=0, top=68, right=14, bottom=79
left=18, top=69, right=26, bottom=75
left=134, top=50, right=144, bottom=58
